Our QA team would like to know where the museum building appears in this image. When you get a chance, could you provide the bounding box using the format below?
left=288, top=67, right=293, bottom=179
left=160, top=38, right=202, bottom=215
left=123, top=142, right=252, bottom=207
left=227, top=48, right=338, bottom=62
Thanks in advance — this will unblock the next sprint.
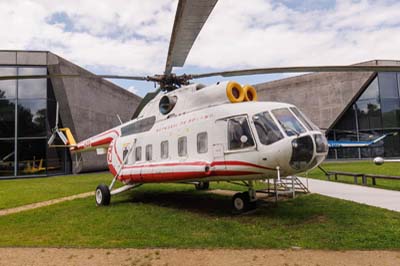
left=0, top=50, right=141, bottom=179
left=1, top=52, right=399, bottom=179
left=255, top=60, right=400, bottom=160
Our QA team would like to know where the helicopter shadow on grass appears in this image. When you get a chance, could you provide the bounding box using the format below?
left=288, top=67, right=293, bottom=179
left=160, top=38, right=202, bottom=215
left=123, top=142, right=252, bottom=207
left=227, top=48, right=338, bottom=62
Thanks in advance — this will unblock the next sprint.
left=111, top=188, right=283, bottom=218
left=109, top=189, right=332, bottom=228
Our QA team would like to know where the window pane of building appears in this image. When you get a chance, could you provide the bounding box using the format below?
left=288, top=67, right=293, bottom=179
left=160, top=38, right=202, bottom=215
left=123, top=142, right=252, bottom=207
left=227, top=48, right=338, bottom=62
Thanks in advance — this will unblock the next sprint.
left=379, top=72, right=398, bottom=99
left=335, top=106, right=356, bottom=131
left=18, top=67, right=47, bottom=99
left=358, top=77, right=379, bottom=101
left=0, top=99, right=15, bottom=138
left=197, top=132, right=208, bottom=153
left=355, top=100, right=381, bottom=130
left=398, top=73, right=400, bottom=97
left=0, top=140, right=15, bottom=177
left=47, top=146, right=68, bottom=175
left=383, top=130, right=400, bottom=157
left=381, top=99, right=400, bottom=128
left=0, top=67, right=17, bottom=99
left=17, top=139, right=47, bottom=176
left=178, top=136, right=187, bottom=156
left=17, top=99, right=47, bottom=137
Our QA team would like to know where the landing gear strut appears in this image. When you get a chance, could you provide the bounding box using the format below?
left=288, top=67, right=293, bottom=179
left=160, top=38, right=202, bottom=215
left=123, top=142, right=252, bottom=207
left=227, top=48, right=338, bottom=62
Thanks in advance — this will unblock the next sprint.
left=195, top=181, right=209, bottom=190
left=231, top=180, right=257, bottom=213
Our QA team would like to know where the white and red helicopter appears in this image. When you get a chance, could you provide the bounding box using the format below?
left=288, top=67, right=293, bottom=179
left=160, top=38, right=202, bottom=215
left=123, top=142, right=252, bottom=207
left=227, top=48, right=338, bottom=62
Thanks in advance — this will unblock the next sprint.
left=4, top=0, right=400, bottom=212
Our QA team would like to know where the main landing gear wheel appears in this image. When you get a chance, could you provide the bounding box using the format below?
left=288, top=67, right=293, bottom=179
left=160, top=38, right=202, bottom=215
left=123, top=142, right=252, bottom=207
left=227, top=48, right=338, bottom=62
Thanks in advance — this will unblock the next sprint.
left=95, top=184, right=111, bottom=206
left=232, top=192, right=256, bottom=213
left=195, top=181, right=209, bottom=190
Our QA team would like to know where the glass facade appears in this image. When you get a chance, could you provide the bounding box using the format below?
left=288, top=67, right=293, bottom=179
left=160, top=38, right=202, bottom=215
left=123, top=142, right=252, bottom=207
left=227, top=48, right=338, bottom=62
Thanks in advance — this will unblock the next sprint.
left=0, top=66, right=70, bottom=178
left=327, top=73, right=400, bottom=159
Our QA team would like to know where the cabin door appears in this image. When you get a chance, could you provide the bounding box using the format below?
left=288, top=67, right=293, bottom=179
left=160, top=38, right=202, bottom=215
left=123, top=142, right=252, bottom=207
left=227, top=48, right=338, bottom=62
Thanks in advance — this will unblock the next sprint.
left=212, top=120, right=227, bottom=170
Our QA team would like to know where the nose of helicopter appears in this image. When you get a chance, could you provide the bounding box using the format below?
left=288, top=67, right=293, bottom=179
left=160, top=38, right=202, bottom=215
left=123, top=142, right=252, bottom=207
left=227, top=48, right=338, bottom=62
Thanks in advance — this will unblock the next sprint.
left=289, top=133, right=328, bottom=172
left=273, top=132, right=327, bottom=175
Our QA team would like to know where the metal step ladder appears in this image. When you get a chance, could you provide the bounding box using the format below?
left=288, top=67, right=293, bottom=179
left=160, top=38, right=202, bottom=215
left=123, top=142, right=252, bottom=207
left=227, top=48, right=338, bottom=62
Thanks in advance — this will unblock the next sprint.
left=261, top=176, right=309, bottom=201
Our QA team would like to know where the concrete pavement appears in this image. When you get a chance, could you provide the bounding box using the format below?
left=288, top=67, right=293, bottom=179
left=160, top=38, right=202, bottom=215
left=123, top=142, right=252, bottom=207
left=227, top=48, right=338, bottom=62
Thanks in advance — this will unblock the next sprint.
left=298, top=177, right=400, bottom=212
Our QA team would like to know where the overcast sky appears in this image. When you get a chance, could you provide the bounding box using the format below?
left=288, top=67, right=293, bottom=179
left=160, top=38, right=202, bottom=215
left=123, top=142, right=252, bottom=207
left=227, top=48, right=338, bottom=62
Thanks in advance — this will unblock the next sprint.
left=1, top=0, right=400, bottom=96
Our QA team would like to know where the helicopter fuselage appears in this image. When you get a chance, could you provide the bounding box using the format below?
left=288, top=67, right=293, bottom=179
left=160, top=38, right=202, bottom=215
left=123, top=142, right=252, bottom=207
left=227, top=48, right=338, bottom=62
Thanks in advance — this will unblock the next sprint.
left=72, top=81, right=328, bottom=185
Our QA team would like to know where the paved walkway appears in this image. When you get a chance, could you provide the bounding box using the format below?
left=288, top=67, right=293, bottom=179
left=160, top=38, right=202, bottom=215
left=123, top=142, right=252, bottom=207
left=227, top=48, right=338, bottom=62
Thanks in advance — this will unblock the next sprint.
left=0, top=248, right=399, bottom=266
left=298, top=177, right=400, bottom=212
left=0, top=192, right=94, bottom=217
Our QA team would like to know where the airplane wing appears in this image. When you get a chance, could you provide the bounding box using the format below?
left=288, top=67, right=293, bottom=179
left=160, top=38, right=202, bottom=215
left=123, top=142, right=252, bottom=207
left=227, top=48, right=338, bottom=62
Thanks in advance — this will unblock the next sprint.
left=328, top=133, right=395, bottom=148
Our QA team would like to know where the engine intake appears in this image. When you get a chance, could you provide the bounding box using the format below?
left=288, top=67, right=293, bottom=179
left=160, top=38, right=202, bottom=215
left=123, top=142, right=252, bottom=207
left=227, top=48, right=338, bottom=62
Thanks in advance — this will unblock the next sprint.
left=159, top=95, right=177, bottom=115
left=243, top=85, right=258, bottom=101
left=226, top=82, right=244, bottom=103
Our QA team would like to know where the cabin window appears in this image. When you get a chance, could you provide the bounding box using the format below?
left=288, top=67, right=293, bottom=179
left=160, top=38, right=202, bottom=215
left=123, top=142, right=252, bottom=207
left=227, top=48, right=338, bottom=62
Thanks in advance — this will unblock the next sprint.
left=121, top=116, right=156, bottom=137
left=253, top=112, right=284, bottom=145
left=161, top=141, right=168, bottom=159
left=228, top=117, right=255, bottom=150
left=197, top=132, right=208, bottom=153
left=178, top=136, right=187, bottom=157
left=145, top=144, right=152, bottom=161
left=135, top=146, right=142, bottom=161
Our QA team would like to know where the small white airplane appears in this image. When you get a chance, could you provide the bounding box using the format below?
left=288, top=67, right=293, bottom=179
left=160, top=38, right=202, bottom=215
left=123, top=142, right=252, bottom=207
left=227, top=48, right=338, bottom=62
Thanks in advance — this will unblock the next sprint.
left=4, top=0, right=400, bottom=213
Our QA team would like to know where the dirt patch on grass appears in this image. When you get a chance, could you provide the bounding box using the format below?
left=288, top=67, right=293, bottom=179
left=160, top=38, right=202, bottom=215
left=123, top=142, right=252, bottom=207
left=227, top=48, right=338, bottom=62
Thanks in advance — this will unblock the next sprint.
left=0, top=248, right=399, bottom=266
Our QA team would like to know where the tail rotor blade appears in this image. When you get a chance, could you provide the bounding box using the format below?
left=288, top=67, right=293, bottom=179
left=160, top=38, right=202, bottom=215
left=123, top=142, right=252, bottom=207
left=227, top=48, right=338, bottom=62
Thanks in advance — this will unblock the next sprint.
left=57, top=131, right=68, bottom=145
left=55, top=102, right=59, bottom=128
left=48, top=134, right=56, bottom=146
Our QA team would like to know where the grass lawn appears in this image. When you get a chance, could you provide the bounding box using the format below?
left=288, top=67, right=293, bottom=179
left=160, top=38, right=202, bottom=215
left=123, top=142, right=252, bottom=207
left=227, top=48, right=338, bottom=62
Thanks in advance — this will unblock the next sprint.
left=0, top=183, right=400, bottom=249
left=304, top=161, right=400, bottom=191
left=0, top=172, right=264, bottom=210
left=0, top=172, right=113, bottom=210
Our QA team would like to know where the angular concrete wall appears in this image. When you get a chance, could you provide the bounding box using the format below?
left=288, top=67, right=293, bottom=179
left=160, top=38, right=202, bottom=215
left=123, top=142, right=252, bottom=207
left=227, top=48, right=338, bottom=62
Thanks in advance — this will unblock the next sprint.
left=47, top=52, right=142, bottom=173
left=254, top=60, right=400, bottom=129
left=254, top=71, right=373, bottom=129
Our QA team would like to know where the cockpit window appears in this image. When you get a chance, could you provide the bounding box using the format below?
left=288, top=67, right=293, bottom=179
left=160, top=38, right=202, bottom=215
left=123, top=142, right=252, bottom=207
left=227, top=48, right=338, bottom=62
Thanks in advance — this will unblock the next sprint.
left=290, top=107, right=319, bottom=131
left=228, top=117, right=255, bottom=150
left=253, top=112, right=283, bottom=145
left=272, top=108, right=306, bottom=136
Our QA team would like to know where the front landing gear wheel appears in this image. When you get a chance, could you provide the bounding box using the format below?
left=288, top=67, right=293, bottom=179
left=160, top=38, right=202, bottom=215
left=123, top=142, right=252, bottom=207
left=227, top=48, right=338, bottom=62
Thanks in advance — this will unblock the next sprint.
left=96, top=184, right=111, bottom=206
left=195, top=181, right=209, bottom=190
left=232, top=192, right=250, bottom=213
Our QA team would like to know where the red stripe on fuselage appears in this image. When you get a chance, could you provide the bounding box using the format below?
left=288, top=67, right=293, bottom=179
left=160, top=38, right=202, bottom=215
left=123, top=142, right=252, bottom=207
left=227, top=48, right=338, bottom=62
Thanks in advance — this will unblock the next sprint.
left=119, top=160, right=275, bottom=171
left=118, top=170, right=261, bottom=183
left=123, top=161, right=209, bottom=169
left=212, top=160, right=276, bottom=171
left=74, top=129, right=120, bottom=151
left=113, top=161, right=273, bottom=182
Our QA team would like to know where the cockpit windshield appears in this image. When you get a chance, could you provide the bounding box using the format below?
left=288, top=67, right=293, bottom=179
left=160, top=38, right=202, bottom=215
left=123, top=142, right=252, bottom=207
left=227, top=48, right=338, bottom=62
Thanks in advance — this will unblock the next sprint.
left=253, top=112, right=283, bottom=145
left=272, top=108, right=306, bottom=136
left=290, top=107, right=319, bottom=131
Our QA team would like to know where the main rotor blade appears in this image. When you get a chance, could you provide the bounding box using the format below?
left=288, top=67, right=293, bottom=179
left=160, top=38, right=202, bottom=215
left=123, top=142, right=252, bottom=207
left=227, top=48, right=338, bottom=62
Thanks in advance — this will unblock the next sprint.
left=0, top=74, right=149, bottom=81
left=164, top=0, right=218, bottom=75
left=190, top=65, right=400, bottom=79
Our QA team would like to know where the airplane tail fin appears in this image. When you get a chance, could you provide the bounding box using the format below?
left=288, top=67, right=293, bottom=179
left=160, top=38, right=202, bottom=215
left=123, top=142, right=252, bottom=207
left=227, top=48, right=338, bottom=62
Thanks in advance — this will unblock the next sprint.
left=48, top=102, right=77, bottom=148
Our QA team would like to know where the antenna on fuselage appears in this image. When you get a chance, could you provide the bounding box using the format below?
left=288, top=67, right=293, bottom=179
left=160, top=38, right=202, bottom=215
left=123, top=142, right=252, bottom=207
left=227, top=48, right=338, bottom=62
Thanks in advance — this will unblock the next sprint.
left=116, top=114, right=123, bottom=125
